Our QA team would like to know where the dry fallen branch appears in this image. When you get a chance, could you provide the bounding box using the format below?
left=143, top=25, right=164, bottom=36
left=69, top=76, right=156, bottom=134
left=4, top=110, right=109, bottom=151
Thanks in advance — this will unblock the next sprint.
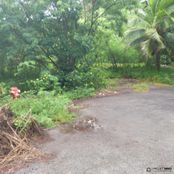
left=0, top=125, right=42, bottom=170
left=0, top=106, right=44, bottom=173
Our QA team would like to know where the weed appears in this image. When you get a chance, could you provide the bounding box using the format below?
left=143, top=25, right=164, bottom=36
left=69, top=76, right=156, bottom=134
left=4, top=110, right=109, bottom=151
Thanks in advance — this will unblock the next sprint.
left=108, top=65, right=174, bottom=85
left=132, top=83, right=150, bottom=93
left=10, top=94, right=73, bottom=128
left=65, top=87, right=95, bottom=100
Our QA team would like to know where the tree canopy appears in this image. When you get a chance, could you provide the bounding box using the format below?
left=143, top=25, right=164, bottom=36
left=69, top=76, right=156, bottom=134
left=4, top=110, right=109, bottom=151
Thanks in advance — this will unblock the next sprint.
left=0, top=0, right=174, bottom=91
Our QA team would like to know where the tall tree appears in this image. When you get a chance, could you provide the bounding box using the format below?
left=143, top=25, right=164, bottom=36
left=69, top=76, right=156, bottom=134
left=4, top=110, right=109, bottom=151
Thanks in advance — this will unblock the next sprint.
left=126, top=0, right=174, bottom=70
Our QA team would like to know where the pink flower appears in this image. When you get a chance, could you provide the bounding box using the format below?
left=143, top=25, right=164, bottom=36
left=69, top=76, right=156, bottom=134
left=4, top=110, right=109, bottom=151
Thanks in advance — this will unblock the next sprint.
left=10, top=87, right=21, bottom=99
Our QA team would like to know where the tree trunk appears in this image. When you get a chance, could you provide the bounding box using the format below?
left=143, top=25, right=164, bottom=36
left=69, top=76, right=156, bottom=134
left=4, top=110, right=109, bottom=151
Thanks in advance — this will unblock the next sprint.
left=155, top=51, right=160, bottom=71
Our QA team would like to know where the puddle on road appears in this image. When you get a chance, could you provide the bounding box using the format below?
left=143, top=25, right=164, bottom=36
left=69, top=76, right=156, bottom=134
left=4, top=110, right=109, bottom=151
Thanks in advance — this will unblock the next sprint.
left=59, top=116, right=102, bottom=134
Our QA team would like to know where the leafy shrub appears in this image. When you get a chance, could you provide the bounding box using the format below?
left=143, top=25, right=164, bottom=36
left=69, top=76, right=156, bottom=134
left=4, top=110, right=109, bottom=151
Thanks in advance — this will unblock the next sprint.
left=160, top=55, right=172, bottom=65
left=26, top=72, right=62, bottom=94
left=10, top=94, right=73, bottom=128
left=63, top=66, right=107, bottom=90
left=0, top=83, right=11, bottom=107
left=107, top=37, right=140, bottom=66
left=0, top=83, right=8, bottom=98
left=15, top=61, right=40, bottom=81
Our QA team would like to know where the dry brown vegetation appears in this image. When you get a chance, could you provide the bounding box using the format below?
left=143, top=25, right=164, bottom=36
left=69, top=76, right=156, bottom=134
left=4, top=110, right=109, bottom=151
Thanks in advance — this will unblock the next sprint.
left=0, top=106, right=44, bottom=174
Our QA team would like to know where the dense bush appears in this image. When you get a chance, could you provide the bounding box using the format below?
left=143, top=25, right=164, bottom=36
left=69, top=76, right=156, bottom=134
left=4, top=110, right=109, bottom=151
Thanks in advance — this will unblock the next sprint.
left=0, top=81, right=15, bottom=98
left=160, top=55, right=172, bottom=65
left=106, top=37, right=140, bottom=66
left=26, top=72, right=62, bottom=94
left=63, top=66, right=108, bottom=90
left=15, top=61, right=41, bottom=81
left=0, top=83, right=8, bottom=98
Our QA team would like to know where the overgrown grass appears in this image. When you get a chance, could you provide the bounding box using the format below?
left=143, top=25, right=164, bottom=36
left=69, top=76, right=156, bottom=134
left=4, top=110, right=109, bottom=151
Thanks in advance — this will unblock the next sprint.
left=5, top=93, right=73, bottom=128
left=105, top=78, right=120, bottom=90
left=65, top=87, right=95, bottom=100
left=0, top=87, right=96, bottom=130
left=0, top=96, right=11, bottom=107
left=108, top=65, right=174, bottom=85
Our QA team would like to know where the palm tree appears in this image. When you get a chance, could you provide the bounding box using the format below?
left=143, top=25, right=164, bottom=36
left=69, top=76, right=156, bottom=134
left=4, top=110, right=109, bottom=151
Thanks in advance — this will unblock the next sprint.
left=126, top=0, right=174, bottom=70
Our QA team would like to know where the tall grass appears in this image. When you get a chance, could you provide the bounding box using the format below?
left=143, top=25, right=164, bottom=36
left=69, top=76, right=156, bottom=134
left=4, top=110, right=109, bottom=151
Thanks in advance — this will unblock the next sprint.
left=109, top=65, right=174, bottom=85
left=10, top=94, right=73, bottom=128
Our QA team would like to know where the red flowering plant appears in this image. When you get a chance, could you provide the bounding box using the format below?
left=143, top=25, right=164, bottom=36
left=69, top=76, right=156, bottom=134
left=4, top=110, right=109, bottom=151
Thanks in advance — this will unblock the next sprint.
left=10, top=87, right=21, bottom=99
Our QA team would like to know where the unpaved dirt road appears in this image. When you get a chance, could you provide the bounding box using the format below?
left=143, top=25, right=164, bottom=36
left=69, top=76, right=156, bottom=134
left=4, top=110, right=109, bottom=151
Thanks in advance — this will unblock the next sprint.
left=16, top=88, right=174, bottom=174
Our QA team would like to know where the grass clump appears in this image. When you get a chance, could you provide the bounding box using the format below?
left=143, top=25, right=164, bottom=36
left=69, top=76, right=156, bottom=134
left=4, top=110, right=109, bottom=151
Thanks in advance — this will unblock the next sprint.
left=10, top=93, right=73, bottom=128
left=104, top=78, right=119, bottom=90
left=132, top=83, right=150, bottom=93
left=65, top=87, right=95, bottom=100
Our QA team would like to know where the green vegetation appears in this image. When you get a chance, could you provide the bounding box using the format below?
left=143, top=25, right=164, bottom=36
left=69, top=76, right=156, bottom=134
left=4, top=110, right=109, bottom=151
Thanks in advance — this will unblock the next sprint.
left=110, top=66, right=174, bottom=85
left=3, top=93, right=73, bottom=128
left=0, top=0, right=174, bottom=130
left=65, top=87, right=95, bottom=100
left=132, top=83, right=150, bottom=93
left=126, top=0, right=174, bottom=71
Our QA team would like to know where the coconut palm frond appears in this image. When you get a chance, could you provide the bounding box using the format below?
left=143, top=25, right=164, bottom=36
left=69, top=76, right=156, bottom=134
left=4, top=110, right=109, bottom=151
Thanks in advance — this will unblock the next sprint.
left=126, top=28, right=146, bottom=41
left=141, top=39, right=152, bottom=58
left=166, top=33, right=174, bottom=45
left=166, top=5, right=174, bottom=15
left=129, top=35, right=148, bottom=46
left=150, top=0, right=162, bottom=15
left=125, top=0, right=173, bottom=69
left=156, top=9, right=174, bottom=23
left=151, top=31, right=166, bottom=50
left=159, top=0, right=174, bottom=11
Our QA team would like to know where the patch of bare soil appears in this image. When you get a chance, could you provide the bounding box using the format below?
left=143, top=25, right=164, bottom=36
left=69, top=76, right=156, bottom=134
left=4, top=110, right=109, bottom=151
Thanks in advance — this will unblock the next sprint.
left=96, top=90, right=119, bottom=97
left=95, top=78, right=139, bottom=97
left=59, top=116, right=102, bottom=134
left=0, top=106, right=46, bottom=174
left=68, top=102, right=89, bottom=113
left=117, top=78, right=139, bottom=90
